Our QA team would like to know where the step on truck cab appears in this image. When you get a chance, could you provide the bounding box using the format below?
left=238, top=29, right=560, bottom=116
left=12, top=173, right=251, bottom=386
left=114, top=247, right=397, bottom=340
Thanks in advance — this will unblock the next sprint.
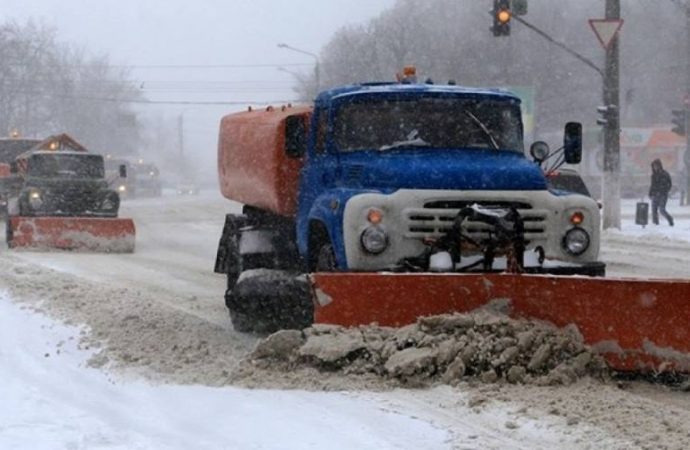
left=215, top=73, right=605, bottom=333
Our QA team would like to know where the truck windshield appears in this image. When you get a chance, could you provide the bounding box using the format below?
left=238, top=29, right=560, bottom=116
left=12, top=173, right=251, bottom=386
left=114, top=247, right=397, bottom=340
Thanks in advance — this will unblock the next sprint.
left=28, top=154, right=105, bottom=179
left=333, top=97, right=523, bottom=153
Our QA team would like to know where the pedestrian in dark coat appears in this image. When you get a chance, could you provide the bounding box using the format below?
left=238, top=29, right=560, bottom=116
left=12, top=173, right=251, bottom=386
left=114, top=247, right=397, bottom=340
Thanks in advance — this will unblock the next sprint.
left=649, top=159, right=674, bottom=226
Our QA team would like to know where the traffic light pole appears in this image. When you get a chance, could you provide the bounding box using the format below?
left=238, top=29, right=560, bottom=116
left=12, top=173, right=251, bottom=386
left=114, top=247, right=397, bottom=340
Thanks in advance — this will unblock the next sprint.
left=602, top=0, right=621, bottom=229
left=511, top=2, right=621, bottom=227
left=512, top=16, right=603, bottom=78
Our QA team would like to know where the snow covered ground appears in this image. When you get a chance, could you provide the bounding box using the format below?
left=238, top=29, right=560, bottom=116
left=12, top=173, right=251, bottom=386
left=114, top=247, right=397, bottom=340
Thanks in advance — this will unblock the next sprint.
left=2, top=191, right=690, bottom=449
left=0, top=296, right=455, bottom=450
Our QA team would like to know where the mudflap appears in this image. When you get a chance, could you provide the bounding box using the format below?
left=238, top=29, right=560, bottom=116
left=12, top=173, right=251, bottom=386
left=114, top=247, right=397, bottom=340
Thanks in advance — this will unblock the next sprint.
left=7, top=216, right=136, bottom=253
left=310, top=272, right=690, bottom=373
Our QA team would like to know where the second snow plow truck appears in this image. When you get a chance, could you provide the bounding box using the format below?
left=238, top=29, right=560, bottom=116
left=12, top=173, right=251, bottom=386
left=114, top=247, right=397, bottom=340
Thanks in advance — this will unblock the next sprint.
left=215, top=70, right=690, bottom=373
left=4, top=134, right=136, bottom=252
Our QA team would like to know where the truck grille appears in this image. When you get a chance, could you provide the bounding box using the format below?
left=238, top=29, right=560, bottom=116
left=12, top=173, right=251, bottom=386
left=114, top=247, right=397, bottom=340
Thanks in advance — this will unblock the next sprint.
left=45, top=189, right=101, bottom=213
left=403, top=200, right=548, bottom=243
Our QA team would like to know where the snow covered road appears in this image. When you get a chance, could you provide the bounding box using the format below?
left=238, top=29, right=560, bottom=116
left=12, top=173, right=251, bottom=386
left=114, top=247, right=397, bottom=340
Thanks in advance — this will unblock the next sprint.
left=14, top=192, right=239, bottom=327
left=2, top=192, right=690, bottom=449
left=0, top=297, right=449, bottom=450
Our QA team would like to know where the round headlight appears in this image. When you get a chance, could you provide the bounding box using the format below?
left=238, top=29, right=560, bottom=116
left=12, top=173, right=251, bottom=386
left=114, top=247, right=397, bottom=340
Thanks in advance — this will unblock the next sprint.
left=563, top=228, right=590, bottom=255
left=530, top=141, right=550, bottom=162
left=118, top=185, right=127, bottom=192
left=360, top=226, right=388, bottom=254
left=29, top=190, right=43, bottom=208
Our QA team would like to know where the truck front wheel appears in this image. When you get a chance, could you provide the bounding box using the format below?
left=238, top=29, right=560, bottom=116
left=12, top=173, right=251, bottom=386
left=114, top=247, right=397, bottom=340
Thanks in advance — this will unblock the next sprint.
left=227, top=305, right=255, bottom=333
left=309, top=223, right=338, bottom=272
left=18, top=199, right=33, bottom=217
left=314, top=242, right=337, bottom=271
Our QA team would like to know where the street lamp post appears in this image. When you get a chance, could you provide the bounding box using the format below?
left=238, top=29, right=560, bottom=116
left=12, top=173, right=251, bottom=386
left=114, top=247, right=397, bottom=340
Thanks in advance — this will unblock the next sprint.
left=277, top=43, right=320, bottom=93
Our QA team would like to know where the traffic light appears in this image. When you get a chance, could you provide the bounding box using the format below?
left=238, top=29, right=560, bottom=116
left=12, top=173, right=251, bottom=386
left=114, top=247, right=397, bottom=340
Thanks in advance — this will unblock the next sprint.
left=492, top=0, right=512, bottom=37
left=672, top=109, right=686, bottom=136
left=596, top=105, right=617, bottom=126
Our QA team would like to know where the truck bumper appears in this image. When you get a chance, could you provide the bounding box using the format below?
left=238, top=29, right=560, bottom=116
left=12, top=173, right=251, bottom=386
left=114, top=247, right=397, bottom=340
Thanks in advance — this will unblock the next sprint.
left=342, top=189, right=601, bottom=270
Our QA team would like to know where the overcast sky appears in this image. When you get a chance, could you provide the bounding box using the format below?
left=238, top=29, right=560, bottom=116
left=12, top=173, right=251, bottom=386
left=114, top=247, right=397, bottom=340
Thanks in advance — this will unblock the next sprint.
left=2, top=0, right=396, bottom=176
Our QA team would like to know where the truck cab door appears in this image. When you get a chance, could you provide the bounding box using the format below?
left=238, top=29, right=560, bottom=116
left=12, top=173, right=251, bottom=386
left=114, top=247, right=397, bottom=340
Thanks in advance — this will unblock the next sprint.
left=296, top=106, right=341, bottom=255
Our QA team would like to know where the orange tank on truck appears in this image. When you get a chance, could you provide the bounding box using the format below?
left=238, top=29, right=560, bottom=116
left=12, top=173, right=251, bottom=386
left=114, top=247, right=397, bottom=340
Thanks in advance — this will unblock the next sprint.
left=218, top=104, right=311, bottom=216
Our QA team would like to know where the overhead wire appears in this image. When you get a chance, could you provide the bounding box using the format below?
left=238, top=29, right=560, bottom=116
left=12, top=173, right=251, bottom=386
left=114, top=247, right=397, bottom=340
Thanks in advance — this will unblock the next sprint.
left=4, top=62, right=313, bottom=70
left=4, top=88, right=294, bottom=106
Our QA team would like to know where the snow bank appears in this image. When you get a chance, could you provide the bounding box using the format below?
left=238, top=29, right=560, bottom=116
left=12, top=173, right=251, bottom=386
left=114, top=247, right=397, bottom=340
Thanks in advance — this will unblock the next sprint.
left=242, top=310, right=608, bottom=388
left=0, top=254, right=255, bottom=386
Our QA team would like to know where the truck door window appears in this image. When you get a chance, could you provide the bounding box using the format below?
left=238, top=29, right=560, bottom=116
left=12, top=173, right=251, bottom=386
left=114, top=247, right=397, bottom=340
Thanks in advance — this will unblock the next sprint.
left=315, top=109, right=328, bottom=154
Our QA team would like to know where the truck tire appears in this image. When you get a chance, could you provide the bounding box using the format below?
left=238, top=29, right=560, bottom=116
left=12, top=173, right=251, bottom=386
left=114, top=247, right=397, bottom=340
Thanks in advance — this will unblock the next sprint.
left=18, top=199, right=32, bottom=217
left=308, top=223, right=338, bottom=272
left=314, top=242, right=337, bottom=271
left=228, top=269, right=313, bottom=333
left=5, top=218, right=13, bottom=248
left=228, top=308, right=255, bottom=333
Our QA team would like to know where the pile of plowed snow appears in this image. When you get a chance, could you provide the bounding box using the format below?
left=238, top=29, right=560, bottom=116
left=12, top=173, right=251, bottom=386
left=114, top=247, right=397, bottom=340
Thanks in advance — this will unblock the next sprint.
left=242, top=309, right=609, bottom=387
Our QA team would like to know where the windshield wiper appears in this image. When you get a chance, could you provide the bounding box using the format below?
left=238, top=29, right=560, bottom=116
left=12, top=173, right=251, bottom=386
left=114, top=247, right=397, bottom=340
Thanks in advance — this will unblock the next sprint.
left=464, top=111, right=499, bottom=150
left=379, top=129, right=431, bottom=151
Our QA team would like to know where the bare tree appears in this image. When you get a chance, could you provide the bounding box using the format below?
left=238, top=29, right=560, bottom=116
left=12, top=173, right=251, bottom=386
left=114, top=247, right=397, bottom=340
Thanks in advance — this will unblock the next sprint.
left=297, top=0, right=686, bottom=133
left=0, top=20, right=142, bottom=156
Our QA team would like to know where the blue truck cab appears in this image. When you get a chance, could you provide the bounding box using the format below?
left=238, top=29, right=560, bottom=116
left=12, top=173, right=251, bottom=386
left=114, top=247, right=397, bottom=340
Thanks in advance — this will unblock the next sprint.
left=215, top=79, right=604, bottom=332
left=294, top=82, right=600, bottom=272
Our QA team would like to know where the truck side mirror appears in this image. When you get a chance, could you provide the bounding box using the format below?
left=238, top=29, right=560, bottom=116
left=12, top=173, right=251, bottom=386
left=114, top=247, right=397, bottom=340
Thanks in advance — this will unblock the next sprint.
left=563, top=122, right=582, bottom=164
left=119, top=164, right=127, bottom=178
left=285, top=115, right=307, bottom=158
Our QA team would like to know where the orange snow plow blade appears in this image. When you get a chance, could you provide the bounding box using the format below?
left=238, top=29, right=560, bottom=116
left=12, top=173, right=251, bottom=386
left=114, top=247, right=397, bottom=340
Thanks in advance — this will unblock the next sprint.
left=310, top=273, right=690, bottom=373
left=8, top=216, right=135, bottom=253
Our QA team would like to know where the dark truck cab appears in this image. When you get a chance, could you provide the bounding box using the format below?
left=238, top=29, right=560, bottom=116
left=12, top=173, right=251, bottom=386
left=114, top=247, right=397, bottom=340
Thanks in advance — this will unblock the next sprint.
left=12, top=151, right=122, bottom=218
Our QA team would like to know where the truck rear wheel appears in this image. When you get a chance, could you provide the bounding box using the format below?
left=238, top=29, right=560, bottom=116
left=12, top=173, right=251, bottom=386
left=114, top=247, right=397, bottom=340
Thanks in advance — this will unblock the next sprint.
left=228, top=308, right=255, bottom=333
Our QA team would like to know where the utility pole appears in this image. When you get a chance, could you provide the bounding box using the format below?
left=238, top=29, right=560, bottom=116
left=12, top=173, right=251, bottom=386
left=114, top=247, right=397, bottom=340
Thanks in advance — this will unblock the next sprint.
left=667, top=0, right=690, bottom=205
left=602, top=0, right=621, bottom=229
left=500, top=3, right=622, bottom=227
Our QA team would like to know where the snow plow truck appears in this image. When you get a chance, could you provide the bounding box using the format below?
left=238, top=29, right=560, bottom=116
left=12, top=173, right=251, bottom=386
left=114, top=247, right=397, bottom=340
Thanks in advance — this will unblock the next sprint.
left=215, top=70, right=690, bottom=373
left=3, top=134, right=135, bottom=252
